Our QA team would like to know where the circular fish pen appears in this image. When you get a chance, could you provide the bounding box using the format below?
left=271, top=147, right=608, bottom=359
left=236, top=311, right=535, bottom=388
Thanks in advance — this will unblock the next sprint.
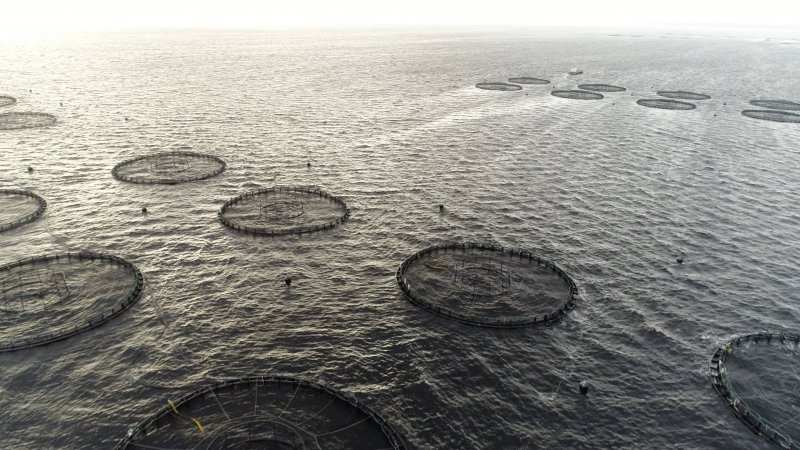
left=0, top=112, right=56, bottom=130
left=637, top=99, right=697, bottom=110
left=508, top=77, right=550, bottom=85
left=0, top=190, right=47, bottom=233
left=710, top=333, right=800, bottom=448
left=475, top=82, right=522, bottom=91
left=749, top=99, right=800, bottom=111
left=112, top=151, right=226, bottom=185
left=656, top=90, right=711, bottom=100
left=396, top=243, right=579, bottom=328
left=577, top=83, right=626, bottom=93
left=741, top=109, right=800, bottom=123
left=219, top=187, right=350, bottom=236
left=115, top=376, right=406, bottom=449
left=0, top=96, right=16, bottom=107
left=0, top=252, right=144, bottom=352
left=550, top=90, right=604, bottom=100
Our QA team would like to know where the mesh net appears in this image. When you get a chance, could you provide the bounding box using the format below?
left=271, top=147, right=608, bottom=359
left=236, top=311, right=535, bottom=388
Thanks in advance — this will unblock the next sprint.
left=0, top=112, right=57, bottom=130
left=636, top=99, right=697, bottom=110
left=0, top=190, right=47, bottom=233
left=219, top=187, right=350, bottom=236
left=0, top=96, right=16, bottom=107
left=112, top=151, right=226, bottom=185
left=748, top=99, right=800, bottom=111
left=656, top=90, right=711, bottom=100
left=0, top=252, right=144, bottom=352
left=710, top=333, right=800, bottom=448
left=508, top=77, right=550, bottom=85
left=116, top=376, right=406, bottom=450
left=577, top=83, right=626, bottom=93
left=396, top=243, right=578, bottom=328
left=741, top=109, right=800, bottom=123
left=550, top=90, right=604, bottom=100
left=475, top=82, right=523, bottom=91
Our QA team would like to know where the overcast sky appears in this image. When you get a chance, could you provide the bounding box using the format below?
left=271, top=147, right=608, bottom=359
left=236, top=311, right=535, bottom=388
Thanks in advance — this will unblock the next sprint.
left=4, top=0, right=800, bottom=34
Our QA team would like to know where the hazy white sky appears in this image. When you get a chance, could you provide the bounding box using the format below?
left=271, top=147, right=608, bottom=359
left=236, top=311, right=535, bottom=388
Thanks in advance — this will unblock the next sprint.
left=5, top=0, right=800, bottom=33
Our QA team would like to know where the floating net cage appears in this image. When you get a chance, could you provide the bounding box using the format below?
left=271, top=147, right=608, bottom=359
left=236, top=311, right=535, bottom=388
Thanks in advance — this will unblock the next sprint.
left=741, top=110, right=800, bottom=123
left=0, top=96, right=16, bottom=107
left=396, top=243, right=579, bottom=328
left=112, top=151, right=227, bottom=185
left=475, top=82, right=522, bottom=91
left=550, top=90, right=604, bottom=100
left=749, top=99, right=800, bottom=111
left=116, top=376, right=406, bottom=450
left=0, top=189, right=47, bottom=233
left=710, top=333, right=800, bottom=449
left=656, top=90, right=711, bottom=100
left=0, top=252, right=144, bottom=352
left=637, top=99, right=697, bottom=110
left=577, top=84, right=626, bottom=93
left=219, top=187, right=350, bottom=236
left=0, top=112, right=57, bottom=130
left=507, top=77, right=550, bottom=85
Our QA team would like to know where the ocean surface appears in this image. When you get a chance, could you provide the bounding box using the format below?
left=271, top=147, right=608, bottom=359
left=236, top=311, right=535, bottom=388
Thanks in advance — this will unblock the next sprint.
left=1, top=28, right=800, bottom=449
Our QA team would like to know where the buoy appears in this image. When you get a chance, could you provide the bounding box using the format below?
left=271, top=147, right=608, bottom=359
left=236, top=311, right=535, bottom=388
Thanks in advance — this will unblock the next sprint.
left=439, top=204, right=444, bottom=212
left=306, top=162, right=311, bottom=168
left=124, top=117, right=129, bottom=121
left=141, top=207, right=148, bottom=214
left=285, top=276, right=292, bottom=287
left=27, top=166, right=33, bottom=173
left=579, top=381, right=589, bottom=395
left=677, top=257, right=683, bottom=264
left=59, top=101, right=63, bottom=107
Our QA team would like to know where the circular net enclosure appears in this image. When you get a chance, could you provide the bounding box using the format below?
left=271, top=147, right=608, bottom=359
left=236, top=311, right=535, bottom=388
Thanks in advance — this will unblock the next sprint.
left=710, top=333, right=800, bottom=449
left=0, top=96, right=16, bottom=107
left=656, top=90, right=711, bottom=100
left=0, top=112, right=56, bottom=130
left=475, top=82, right=523, bottom=91
left=637, top=99, right=697, bottom=110
left=0, top=190, right=47, bottom=233
left=115, top=376, right=406, bottom=450
left=219, top=187, right=350, bottom=236
left=577, top=83, right=626, bottom=93
left=396, top=243, right=579, bottom=328
left=508, top=77, right=550, bottom=85
left=0, top=252, right=144, bottom=352
left=112, top=151, right=226, bottom=185
left=741, top=109, right=800, bottom=123
left=550, top=90, right=604, bottom=100
left=749, top=99, right=800, bottom=111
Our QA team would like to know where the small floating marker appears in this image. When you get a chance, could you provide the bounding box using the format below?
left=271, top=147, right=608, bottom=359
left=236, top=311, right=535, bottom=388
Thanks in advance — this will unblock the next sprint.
left=285, top=276, right=292, bottom=287
left=59, top=102, right=63, bottom=107
left=439, top=204, right=444, bottom=212
left=141, top=206, right=148, bottom=214
left=306, top=162, right=311, bottom=168
left=677, top=257, right=683, bottom=264
left=27, top=166, right=33, bottom=173
left=124, top=117, right=129, bottom=121
left=579, top=381, right=589, bottom=395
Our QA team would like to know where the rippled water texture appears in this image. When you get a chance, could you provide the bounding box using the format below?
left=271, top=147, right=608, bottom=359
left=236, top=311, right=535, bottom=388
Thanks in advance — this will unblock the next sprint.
left=1, top=29, right=800, bottom=449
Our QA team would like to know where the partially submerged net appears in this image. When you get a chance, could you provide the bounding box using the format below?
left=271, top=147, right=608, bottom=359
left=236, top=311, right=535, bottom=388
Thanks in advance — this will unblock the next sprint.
left=475, top=82, right=522, bottom=91
left=550, top=90, right=604, bottom=100
left=0, top=252, right=144, bottom=352
left=749, top=99, right=800, bottom=111
left=0, top=96, right=16, bottom=107
left=656, top=90, right=711, bottom=100
left=508, top=77, right=550, bottom=85
left=0, top=190, right=47, bottom=233
left=577, top=83, right=626, bottom=93
left=637, top=99, right=697, bottom=110
left=710, top=333, right=800, bottom=449
left=116, top=376, right=406, bottom=449
left=741, top=109, right=800, bottom=123
left=0, top=112, right=56, bottom=130
left=396, top=243, right=578, bottom=327
left=219, top=187, right=350, bottom=236
left=112, top=151, right=226, bottom=185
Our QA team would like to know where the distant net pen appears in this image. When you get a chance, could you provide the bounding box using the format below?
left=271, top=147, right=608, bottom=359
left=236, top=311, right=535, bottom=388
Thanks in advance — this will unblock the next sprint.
left=0, top=112, right=56, bottom=130
left=636, top=99, right=696, bottom=110
left=508, top=77, right=550, bottom=85
left=115, top=375, right=407, bottom=450
left=741, top=110, right=800, bottom=123
left=396, top=243, right=579, bottom=328
left=112, top=151, right=226, bottom=185
left=475, top=82, right=523, bottom=91
left=0, top=95, right=16, bottom=107
left=550, top=90, right=604, bottom=100
left=710, top=332, right=800, bottom=449
left=0, top=189, right=47, bottom=233
left=577, top=83, right=626, bottom=93
left=748, top=99, right=800, bottom=111
left=656, top=90, right=711, bottom=100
